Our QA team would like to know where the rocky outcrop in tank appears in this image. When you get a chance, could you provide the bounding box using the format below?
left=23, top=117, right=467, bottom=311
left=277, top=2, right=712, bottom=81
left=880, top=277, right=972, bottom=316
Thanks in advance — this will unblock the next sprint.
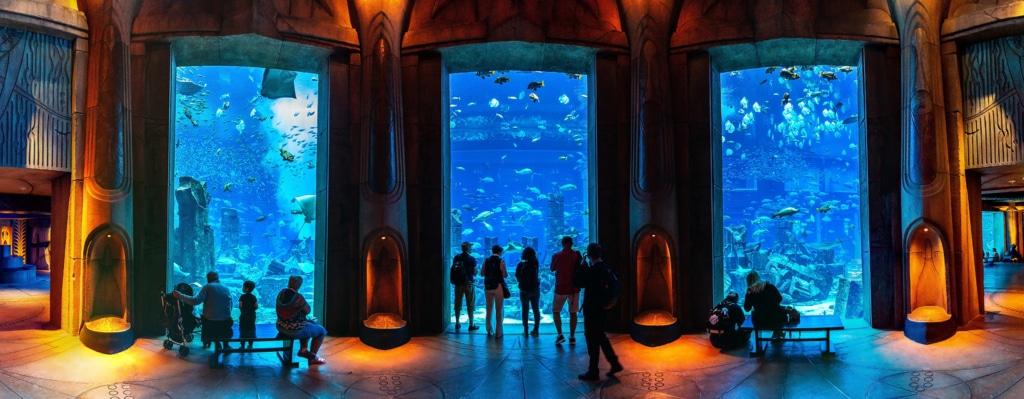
left=173, top=176, right=214, bottom=281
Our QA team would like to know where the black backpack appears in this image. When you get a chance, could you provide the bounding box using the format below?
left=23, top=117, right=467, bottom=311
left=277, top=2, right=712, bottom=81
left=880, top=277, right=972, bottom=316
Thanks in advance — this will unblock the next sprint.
left=450, top=257, right=466, bottom=285
left=707, top=302, right=738, bottom=334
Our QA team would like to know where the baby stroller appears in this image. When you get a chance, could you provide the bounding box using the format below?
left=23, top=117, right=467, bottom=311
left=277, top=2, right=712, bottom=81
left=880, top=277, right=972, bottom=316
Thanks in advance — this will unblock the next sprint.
left=161, top=282, right=201, bottom=356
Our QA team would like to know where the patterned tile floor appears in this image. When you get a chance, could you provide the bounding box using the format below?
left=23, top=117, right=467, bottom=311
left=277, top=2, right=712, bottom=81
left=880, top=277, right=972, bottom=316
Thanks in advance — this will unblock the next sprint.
left=3, top=266, right=1024, bottom=398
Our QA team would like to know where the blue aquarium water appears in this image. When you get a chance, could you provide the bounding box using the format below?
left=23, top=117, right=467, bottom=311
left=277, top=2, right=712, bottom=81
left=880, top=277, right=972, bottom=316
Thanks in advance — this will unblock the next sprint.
left=720, top=65, right=864, bottom=319
left=449, top=71, right=590, bottom=325
left=981, top=211, right=1006, bottom=258
left=171, top=65, right=319, bottom=325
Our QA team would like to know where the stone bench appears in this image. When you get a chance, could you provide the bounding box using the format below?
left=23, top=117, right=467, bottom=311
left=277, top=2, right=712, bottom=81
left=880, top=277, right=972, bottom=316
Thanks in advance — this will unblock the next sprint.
left=740, top=315, right=844, bottom=356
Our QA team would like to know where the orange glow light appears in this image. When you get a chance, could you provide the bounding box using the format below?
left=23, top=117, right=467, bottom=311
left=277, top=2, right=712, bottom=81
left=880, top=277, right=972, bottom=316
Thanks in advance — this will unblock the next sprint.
left=84, top=316, right=131, bottom=333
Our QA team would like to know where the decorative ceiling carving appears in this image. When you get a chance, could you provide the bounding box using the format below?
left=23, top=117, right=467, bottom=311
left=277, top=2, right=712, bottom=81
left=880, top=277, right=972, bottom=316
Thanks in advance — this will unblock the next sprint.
left=404, top=0, right=626, bottom=51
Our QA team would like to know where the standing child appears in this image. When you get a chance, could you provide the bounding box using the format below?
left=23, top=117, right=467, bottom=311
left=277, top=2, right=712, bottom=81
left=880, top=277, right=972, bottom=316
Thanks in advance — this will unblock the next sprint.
left=239, top=280, right=258, bottom=348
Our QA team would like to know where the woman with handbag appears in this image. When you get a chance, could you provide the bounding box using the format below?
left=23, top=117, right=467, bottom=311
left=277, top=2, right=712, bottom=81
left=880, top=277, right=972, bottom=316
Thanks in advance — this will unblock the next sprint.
left=482, top=245, right=509, bottom=338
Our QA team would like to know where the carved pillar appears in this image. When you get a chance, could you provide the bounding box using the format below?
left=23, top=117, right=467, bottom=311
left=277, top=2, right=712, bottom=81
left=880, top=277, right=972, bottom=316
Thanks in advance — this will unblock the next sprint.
left=621, top=0, right=681, bottom=345
left=352, top=0, right=411, bottom=347
left=890, top=0, right=958, bottom=342
left=77, top=0, right=135, bottom=349
left=941, top=40, right=982, bottom=323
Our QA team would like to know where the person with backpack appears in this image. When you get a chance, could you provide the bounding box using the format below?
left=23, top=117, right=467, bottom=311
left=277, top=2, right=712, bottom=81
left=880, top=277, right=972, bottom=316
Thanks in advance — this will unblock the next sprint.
left=481, top=245, right=508, bottom=338
left=578, top=243, right=624, bottom=381
left=515, top=247, right=541, bottom=336
left=451, top=242, right=479, bottom=332
left=550, top=236, right=583, bottom=345
left=707, top=291, right=749, bottom=350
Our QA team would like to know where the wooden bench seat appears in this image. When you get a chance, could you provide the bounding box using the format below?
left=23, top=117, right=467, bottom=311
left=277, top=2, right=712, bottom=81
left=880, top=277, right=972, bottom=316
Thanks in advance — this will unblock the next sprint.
left=739, top=315, right=844, bottom=357
left=208, top=334, right=298, bottom=368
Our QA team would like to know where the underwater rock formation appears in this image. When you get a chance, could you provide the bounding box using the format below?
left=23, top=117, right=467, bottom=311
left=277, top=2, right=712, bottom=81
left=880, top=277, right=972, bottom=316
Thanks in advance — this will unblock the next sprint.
left=220, top=208, right=240, bottom=258
left=174, top=176, right=215, bottom=281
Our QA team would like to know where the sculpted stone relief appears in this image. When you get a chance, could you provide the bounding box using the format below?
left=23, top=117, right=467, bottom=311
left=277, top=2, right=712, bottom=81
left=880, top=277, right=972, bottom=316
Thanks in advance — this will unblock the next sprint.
left=0, top=27, right=73, bottom=171
left=961, top=34, right=1024, bottom=168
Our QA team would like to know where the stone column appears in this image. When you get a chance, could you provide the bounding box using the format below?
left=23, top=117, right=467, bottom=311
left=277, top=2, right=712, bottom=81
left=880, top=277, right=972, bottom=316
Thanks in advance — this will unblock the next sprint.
left=352, top=0, right=410, bottom=328
left=890, top=0, right=963, bottom=324
left=77, top=0, right=136, bottom=335
left=621, top=0, right=681, bottom=340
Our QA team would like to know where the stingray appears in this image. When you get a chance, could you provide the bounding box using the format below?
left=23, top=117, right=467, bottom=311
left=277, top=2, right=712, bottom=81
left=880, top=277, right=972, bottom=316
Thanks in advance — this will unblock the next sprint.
left=291, top=194, right=316, bottom=223
left=261, top=68, right=297, bottom=99
left=176, top=78, right=205, bottom=96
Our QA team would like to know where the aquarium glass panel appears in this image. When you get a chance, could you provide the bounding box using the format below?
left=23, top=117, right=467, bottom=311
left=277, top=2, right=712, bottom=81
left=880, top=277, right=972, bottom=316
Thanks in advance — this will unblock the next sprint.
left=449, top=71, right=590, bottom=325
left=982, top=211, right=1006, bottom=257
left=171, top=65, right=319, bottom=325
left=720, top=65, right=864, bottom=320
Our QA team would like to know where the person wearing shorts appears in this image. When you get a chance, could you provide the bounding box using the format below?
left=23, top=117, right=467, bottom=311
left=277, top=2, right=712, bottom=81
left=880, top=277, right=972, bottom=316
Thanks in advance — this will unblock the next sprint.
left=550, top=236, right=582, bottom=345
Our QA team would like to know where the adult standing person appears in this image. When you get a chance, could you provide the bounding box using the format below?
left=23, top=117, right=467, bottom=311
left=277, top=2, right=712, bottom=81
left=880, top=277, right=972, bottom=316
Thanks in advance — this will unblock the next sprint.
left=550, top=236, right=582, bottom=345
left=175, top=271, right=233, bottom=350
left=578, top=243, right=623, bottom=381
left=451, top=242, right=480, bottom=332
left=276, top=275, right=327, bottom=365
left=515, top=247, right=541, bottom=336
left=742, top=271, right=786, bottom=340
left=481, top=245, right=508, bottom=338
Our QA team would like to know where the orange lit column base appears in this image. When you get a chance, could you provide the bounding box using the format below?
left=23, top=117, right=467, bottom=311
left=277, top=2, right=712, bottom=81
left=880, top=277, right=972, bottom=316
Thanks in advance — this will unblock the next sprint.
left=903, top=306, right=956, bottom=344
left=80, top=316, right=134, bottom=354
left=359, top=313, right=410, bottom=349
left=630, top=310, right=681, bottom=347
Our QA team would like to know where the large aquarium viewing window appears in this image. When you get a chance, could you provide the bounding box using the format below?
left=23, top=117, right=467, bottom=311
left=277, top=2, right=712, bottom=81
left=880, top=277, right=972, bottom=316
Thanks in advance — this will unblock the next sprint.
left=448, top=70, right=591, bottom=325
left=719, top=65, right=865, bottom=320
left=170, top=65, right=320, bottom=325
left=982, top=211, right=1006, bottom=258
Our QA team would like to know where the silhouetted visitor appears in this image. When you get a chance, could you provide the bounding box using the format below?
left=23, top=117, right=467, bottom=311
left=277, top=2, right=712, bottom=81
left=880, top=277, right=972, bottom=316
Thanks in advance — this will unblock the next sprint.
left=482, top=245, right=508, bottom=338
left=276, top=275, right=326, bottom=365
left=451, top=242, right=479, bottom=332
left=551, top=236, right=582, bottom=345
left=175, top=271, right=233, bottom=350
left=992, top=247, right=1002, bottom=262
left=1008, top=244, right=1022, bottom=262
left=707, top=291, right=749, bottom=349
left=743, top=271, right=785, bottom=340
left=516, top=247, right=541, bottom=336
left=578, top=243, right=623, bottom=381
left=239, top=280, right=257, bottom=348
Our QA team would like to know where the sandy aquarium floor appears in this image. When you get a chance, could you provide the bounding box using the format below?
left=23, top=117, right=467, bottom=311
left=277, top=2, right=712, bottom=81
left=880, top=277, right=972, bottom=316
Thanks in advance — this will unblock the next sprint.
left=3, top=267, right=1024, bottom=398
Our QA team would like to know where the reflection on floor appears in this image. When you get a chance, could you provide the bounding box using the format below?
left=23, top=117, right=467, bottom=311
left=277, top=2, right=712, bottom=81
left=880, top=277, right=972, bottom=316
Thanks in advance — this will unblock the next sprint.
left=0, top=274, right=49, bottom=331
left=2, top=269, right=1024, bottom=397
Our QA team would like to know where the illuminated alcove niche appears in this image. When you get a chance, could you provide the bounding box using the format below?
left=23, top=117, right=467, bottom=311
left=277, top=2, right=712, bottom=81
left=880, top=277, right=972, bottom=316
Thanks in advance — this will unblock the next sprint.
left=903, top=222, right=956, bottom=344
left=361, top=233, right=410, bottom=349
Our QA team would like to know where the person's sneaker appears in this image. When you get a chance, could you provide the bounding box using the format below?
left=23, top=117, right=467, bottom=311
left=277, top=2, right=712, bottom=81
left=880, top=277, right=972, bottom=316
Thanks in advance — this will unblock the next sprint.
left=607, top=363, right=624, bottom=376
left=297, top=349, right=313, bottom=360
left=569, top=337, right=576, bottom=345
left=578, top=372, right=600, bottom=381
left=530, top=329, right=539, bottom=336
left=555, top=335, right=566, bottom=345
left=468, top=325, right=480, bottom=331
left=308, top=356, right=326, bottom=365
left=455, top=323, right=461, bottom=331
left=524, top=329, right=530, bottom=336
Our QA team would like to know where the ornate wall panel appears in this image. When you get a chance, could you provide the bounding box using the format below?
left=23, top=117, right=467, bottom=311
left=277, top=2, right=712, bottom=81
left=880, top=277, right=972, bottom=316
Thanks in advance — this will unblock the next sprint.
left=961, top=35, right=1024, bottom=169
left=0, top=26, right=72, bottom=171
